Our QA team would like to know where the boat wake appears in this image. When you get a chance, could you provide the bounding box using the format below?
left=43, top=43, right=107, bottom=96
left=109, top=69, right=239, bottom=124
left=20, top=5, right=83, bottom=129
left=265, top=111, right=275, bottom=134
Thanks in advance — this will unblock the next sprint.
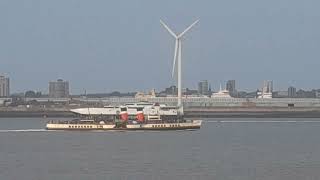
left=0, top=129, right=48, bottom=133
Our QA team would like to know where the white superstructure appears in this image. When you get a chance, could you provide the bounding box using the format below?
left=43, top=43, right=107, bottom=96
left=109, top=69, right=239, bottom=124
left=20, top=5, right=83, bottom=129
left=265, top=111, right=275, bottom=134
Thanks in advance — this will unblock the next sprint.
left=70, top=103, right=178, bottom=116
left=211, top=84, right=232, bottom=98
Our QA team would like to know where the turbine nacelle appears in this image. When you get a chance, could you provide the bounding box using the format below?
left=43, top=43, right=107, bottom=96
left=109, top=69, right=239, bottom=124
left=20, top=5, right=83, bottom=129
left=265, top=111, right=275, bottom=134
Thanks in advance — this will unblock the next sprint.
left=160, top=19, right=199, bottom=78
left=160, top=19, right=199, bottom=40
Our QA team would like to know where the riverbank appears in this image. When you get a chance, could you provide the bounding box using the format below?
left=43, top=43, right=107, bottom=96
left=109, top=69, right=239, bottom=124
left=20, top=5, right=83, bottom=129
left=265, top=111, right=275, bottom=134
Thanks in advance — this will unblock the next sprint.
left=1, top=107, right=320, bottom=118
left=184, top=107, right=320, bottom=118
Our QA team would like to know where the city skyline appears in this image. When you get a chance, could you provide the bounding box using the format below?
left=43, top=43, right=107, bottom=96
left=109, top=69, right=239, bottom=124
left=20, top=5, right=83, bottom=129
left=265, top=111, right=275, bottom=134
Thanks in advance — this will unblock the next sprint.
left=3, top=75, right=320, bottom=96
left=1, top=1, right=320, bottom=93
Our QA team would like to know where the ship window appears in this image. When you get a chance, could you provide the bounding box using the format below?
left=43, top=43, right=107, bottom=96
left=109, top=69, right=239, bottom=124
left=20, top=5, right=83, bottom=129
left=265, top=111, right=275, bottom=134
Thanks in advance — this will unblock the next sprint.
left=121, top=107, right=127, bottom=111
left=69, top=126, right=71, bottom=128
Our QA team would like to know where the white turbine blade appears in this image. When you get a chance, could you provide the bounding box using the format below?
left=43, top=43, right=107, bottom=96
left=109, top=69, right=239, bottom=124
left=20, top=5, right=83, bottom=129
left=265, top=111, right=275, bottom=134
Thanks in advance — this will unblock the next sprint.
left=178, top=19, right=199, bottom=38
left=172, top=39, right=178, bottom=78
left=160, top=19, right=177, bottom=38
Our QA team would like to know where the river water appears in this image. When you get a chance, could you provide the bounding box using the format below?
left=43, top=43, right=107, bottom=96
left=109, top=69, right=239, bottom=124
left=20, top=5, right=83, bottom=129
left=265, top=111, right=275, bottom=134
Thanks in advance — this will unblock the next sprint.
left=0, top=118, right=320, bottom=180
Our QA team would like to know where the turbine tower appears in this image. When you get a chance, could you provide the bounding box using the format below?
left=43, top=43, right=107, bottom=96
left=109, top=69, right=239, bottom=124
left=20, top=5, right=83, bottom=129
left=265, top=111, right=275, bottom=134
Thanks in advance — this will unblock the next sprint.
left=160, top=19, right=199, bottom=114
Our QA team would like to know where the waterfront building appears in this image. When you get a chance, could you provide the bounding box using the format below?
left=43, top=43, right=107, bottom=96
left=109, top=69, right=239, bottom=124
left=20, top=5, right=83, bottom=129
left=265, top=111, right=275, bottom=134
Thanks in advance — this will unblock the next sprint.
left=288, top=86, right=296, bottom=98
left=316, top=91, right=320, bottom=98
left=49, top=79, right=69, bottom=98
left=163, top=85, right=177, bottom=95
left=198, top=80, right=209, bottom=95
left=135, top=89, right=156, bottom=99
left=0, top=75, right=10, bottom=97
left=226, top=80, right=236, bottom=96
left=274, top=91, right=288, bottom=98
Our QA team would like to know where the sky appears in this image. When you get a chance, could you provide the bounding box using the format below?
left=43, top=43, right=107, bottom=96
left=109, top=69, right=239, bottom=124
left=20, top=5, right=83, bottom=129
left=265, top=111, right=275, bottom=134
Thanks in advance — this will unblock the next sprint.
left=0, top=0, right=320, bottom=94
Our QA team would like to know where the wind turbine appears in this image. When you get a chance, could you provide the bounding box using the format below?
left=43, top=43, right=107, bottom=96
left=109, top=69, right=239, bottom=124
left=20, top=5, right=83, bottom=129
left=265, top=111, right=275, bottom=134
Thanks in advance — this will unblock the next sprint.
left=160, top=19, right=199, bottom=114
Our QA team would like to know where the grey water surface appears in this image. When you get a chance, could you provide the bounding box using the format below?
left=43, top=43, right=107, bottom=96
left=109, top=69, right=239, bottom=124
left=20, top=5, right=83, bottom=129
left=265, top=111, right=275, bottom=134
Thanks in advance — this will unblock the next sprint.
left=0, top=118, right=320, bottom=180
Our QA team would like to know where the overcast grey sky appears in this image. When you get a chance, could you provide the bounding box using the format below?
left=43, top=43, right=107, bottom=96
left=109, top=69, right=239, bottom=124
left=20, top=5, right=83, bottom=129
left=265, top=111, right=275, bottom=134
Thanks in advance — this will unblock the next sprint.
left=1, top=0, right=319, bottom=94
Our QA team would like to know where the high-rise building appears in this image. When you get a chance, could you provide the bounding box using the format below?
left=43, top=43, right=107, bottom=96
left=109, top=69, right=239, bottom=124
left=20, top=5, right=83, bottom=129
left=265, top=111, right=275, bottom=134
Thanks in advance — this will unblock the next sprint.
left=288, top=86, right=296, bottom=98
left=0, top=75, right=10, bottom=97
left=198, top=80, right=209, bottom=95
left=49, top=79, right=69, bottom=98
left=226, top=80, right=236, bottom=96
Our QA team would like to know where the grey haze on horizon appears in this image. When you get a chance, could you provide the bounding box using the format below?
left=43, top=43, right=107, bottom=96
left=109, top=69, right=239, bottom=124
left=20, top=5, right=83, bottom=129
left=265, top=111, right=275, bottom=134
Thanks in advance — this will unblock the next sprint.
left=1, top=0, right=319, bottom=94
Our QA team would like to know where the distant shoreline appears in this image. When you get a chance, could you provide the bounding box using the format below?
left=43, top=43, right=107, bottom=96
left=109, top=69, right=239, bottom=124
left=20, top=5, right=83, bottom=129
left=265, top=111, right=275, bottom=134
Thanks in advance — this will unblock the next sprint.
left=1, top=109, right=320, bottom=118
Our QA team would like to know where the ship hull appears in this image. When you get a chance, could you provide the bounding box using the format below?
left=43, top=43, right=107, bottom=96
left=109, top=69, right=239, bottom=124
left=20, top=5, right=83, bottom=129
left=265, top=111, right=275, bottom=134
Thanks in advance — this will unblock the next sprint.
left=46, top=120, right=202, bottom=131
